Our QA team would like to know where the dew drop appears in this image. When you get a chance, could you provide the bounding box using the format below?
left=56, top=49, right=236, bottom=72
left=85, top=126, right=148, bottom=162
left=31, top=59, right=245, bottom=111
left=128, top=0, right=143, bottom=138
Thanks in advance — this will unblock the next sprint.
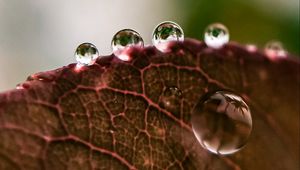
left=152, top=21, right=184, bottom=52
left=246, top=44, right=257, bottom=53
left=16, top=84, right=24, bottom=90
left=191, top=91, right=252, bottom=155
left=111, top=29, right=144, bottom=61
left=27, top=73, right=54, bottom=82
left=161, top=86, right=182, bottom=111
left=75, top=43, right=99, bottom=66
left=264, top=40, right=287, bottom=58
left=204, top=23, right=229, bottom=49
left=16, top=83, right=30, bottom=90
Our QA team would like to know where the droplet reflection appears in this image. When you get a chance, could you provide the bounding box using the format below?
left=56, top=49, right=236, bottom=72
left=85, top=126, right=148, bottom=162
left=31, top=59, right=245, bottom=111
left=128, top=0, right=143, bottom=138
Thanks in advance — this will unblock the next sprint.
left=111, top=29, right=144, bottom=61
left=75, top=43, right=99, bottom=66
left=152, top=21, right=184, bottom=52
left=264, top=40, right=287, bottom=59
left=204, top=23, right=229, bottom=49
left=191, top=91, right=252, bottom=155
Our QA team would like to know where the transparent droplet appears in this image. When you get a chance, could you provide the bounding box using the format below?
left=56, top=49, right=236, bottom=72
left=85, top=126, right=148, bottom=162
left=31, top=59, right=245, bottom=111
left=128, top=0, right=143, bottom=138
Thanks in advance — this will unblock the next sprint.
left=152, top=21, right=184, bottom=52
left=16, top=84, right=24, bottom=90
left=246, top=44, right=257, bottom=52
left=27, top=73, right=54, bottom=82
left=204, top=23, right=229, bottom=49
left=111, top=29, right=144, bottom=61
left=161, top=86, right=182, bottom=112
left=16, top=83, right=30, bottom=90
left=75, top=43, right=99, bottom=66
left=264, top=40, right=287, bottom=58
left=191, top=91, right=252, bottom=155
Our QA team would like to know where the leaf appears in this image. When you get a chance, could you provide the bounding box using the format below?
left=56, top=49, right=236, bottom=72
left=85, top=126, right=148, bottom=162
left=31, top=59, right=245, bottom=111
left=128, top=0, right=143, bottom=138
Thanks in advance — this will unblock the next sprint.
left=0, top=39, right=299, bottom=170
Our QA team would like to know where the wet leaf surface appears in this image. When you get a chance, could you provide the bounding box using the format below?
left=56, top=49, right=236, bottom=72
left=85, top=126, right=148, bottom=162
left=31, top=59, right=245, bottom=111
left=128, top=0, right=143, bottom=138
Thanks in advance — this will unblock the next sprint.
left=0, top=39, right=299, bottom=170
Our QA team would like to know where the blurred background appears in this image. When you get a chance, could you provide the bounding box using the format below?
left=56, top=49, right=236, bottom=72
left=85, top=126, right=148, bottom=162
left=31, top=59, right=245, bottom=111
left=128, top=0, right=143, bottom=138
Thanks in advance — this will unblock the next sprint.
left=0, top=0, right=299, bottom=92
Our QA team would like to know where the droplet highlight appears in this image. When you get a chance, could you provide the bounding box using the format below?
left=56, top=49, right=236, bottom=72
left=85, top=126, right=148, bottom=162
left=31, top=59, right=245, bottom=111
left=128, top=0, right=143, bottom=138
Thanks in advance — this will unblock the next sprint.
left=191, top=91, right=252, bottom=155
left=264, top=40, right=287, bottom=58
left=204, top=23, right=229, bottom=49
left=152, top=21, right=184, bottom=52
left=75, top=43, right=99, bottom=66
left=111, top=29, right=144, bottom=61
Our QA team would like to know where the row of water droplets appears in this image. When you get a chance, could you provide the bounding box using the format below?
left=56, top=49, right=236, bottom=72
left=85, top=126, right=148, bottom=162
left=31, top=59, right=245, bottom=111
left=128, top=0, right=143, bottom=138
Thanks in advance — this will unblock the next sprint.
left=75, top=21, right=287, bottom=66
left=75, top=21, right=185, bottom=66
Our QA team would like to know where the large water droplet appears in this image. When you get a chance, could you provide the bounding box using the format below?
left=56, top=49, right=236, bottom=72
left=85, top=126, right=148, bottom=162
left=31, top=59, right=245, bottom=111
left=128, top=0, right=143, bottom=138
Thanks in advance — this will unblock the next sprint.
left=191, top=91, right=252, bottom=155
left=152, top=21, right=184, bottom=52
left=75, top=43, right=99, bottom=66
left=204, top=23, right=229, bottom=49
left=111, top=29, right=144, bottom=61
left=264, top=40, right=287, bottom=58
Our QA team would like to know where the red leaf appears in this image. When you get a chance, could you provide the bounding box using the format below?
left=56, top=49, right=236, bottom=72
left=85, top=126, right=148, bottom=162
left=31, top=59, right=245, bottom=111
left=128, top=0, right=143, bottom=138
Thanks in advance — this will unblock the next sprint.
left=0, top=39, right=299, bottom=170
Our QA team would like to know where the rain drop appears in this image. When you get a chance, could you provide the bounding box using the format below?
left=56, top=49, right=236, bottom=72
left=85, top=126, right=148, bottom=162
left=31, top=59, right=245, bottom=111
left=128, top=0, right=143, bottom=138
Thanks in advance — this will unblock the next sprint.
left=264, top=40, right=287, bottom=58
left=204, top=23, right=229, bottom=49
left=111, top=29, right=144, bottom=61
left=152, top=21, right=184, bottom=52
left=191, top=91, right=252, bottom=155
left=75, top=43, right=99, bottom=66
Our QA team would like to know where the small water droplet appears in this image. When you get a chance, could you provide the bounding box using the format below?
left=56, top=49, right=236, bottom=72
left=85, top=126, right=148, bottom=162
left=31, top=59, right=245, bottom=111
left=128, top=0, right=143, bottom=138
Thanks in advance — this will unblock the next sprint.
left=27, top=73, right=54, bottom=82
left=191, top=91, right=252, bottom=155
left=264, top=40, right=287, bottom=58
left=152, top=21, right=184, bottom=52
left=246, top=44, right=257, bottom=52
left=16, top=84, right=23, bottom=90
left=111, top=29, right=144, bottom=61
left=16, top=83, right=30, bottom=90
left=75, top=43, right=99, bottom=66
left=161, top=86, right=182, bottom=111
left=204, top=23, right=229, bottom=49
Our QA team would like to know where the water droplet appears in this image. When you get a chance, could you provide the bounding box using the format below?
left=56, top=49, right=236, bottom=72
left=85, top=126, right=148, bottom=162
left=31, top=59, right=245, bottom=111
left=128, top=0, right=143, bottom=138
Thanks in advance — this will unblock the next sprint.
left=161, top=86, right=182, bottom=112
left=204, top=23, right=229, bottom=49
left=16, top=84, right=23, bottom=90
left=152, top=21, right=184, bottom=52
left=111, top=29, right=144, bottom=61
left=16, top=83, right=30, bottom=90
left=246, top=44, right=257, bottom=52
left=27, top=73, right=54, bottom=82
left=75, top=43, right=99, bottom=66
left=191, top=91, right=252, bottom=155
left=264, top=40, right=287, bottom=58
